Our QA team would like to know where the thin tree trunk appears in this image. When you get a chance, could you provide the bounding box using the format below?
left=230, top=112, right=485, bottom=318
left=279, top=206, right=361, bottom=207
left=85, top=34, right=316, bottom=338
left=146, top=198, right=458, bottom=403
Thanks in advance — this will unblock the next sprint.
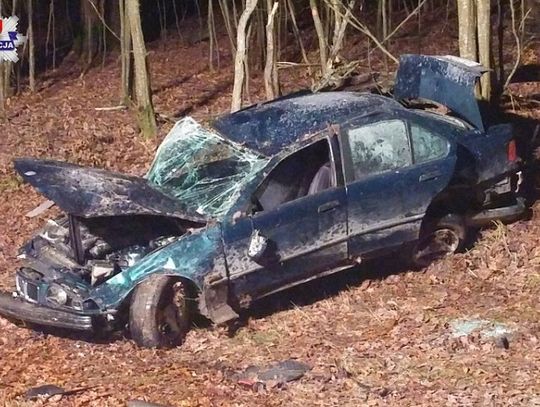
left=120, top=0, right=132, bottom=104
left=231, top=0, right=258, bottom=112
left=310, top=0, right=328, bottom=75
left=219, top=0, right=236, bottom=54
left=208, top=0, right=215, bottom=70
left=496, top=0, right=504, bottom=93
left=28, top=0, right=35, bottom=92
left=264, top=0, right=279, bottom=100
left=476, top=0, right=491, bottom=100
left=126, top=0, right=157, bottom=138
left=286, top=0, right=311, bottom=72
left=457, top=0, right=477, bottom=61
left=85, top=1, right=95, bottom=66
left=0, top=61, right=4, bottom=119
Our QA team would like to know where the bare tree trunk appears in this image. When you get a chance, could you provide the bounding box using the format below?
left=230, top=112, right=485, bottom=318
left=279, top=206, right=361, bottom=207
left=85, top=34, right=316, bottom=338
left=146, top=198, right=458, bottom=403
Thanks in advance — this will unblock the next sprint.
left=84, top=0, right=96, bottom=66
left=457, top=0, right=477, bottom=61
left=310, top=0, right=328, bottom=76
left=504, top=0, right=522, bottom=88
left=286, top=0, right=311, bottom=72
left=219, top=0, right=236, bottom=54
left=126, top=0, right=157, bottom=138
left=208, top=0, right=217, bottom=70
left=476, top=0, right=491, bottom=100
left=264, top=0, right=279, bottom=100
left=231, top=0, right=258, bottom=112
left=329, top=0, right=355, bottom=61
left=28, top=0, right=35, bottom=92
left=120, top=0, right=132, bottom=104
left=0, top=61, right=4, bottom=119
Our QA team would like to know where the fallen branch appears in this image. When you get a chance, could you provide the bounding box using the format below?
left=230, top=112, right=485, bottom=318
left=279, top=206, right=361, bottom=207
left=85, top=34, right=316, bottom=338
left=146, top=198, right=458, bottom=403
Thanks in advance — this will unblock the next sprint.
left=94, top=105, right=128, bottom=111
left=25, top=200, right=55, bottom=218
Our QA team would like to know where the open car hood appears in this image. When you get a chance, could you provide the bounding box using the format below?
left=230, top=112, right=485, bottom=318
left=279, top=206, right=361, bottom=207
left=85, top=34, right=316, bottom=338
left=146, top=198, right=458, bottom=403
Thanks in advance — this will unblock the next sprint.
left=14, top=158, right=210, bottom=222
left=394, top=54, right=488, bottom=131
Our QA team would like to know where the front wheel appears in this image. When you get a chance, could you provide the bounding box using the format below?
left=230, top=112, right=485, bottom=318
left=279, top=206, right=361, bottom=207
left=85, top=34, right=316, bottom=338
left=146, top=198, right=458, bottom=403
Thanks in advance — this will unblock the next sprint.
left=412, top=214, right=466, bottom=267
left=129, top=275, right=192, bottom=348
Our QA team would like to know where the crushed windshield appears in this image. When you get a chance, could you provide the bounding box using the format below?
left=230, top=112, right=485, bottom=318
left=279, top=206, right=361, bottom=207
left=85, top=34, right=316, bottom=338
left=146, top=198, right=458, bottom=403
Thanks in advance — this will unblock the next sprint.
left=147, top=117, right=268, bottom=218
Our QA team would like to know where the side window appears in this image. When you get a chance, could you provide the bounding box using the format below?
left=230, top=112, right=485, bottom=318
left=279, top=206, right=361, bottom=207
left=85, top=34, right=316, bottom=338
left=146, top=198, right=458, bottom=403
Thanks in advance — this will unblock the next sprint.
left=347, top=119, right=411, bottom=180
left=253, top=139, right=334, bottom=212
left=410, top=123, right=449, bottom=164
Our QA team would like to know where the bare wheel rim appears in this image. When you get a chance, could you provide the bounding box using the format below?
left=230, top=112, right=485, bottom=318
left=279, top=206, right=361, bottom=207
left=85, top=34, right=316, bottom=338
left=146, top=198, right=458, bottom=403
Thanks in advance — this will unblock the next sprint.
left=156, top=281, right=188, bottom=344
left=413, top=228, right=460, bottom=265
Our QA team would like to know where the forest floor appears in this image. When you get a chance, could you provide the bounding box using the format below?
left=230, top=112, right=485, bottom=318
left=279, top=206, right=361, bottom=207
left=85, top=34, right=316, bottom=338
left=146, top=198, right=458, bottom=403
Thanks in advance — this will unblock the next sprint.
left=0, top=9, right=539, bottom=407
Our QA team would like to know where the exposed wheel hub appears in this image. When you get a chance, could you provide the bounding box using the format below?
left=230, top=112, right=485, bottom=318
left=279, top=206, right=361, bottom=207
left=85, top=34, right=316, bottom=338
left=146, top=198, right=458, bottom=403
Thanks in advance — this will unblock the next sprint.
left=413, top=227, right=460, bottom=266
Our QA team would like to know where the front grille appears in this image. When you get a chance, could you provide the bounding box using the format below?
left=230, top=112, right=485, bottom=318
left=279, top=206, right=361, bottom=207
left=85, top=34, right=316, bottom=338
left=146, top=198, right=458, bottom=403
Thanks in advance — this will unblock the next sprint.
left=16, top=271, right=40, bottom=303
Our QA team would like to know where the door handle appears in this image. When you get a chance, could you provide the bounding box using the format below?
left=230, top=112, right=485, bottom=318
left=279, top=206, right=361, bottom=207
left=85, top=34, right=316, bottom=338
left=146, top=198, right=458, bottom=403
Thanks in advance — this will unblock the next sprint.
left=318, top=200, right=341, bottom=213
left=419, top=171, right=441, bottom=182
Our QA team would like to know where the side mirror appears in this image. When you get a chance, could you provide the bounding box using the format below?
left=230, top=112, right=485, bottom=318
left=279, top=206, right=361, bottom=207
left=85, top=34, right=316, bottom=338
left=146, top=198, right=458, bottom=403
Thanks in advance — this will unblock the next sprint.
left=248, top=229, right=268, bottom=260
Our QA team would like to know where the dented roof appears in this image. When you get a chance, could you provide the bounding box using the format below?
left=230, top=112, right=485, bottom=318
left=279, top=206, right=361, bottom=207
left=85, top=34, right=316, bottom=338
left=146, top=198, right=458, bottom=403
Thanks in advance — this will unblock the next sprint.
left=212, top=92, right=402, bottom=156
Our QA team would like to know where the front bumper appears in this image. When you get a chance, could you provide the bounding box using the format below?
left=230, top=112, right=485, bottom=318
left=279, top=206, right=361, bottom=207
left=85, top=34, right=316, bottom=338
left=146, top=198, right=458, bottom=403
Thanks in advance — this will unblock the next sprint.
left=0, top=291, right=93, bottom=331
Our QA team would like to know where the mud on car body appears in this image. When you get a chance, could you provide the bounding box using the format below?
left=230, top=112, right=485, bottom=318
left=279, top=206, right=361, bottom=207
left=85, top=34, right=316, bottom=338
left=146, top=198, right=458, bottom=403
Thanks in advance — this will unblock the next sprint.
left=0, top=55, right=526, bottom=347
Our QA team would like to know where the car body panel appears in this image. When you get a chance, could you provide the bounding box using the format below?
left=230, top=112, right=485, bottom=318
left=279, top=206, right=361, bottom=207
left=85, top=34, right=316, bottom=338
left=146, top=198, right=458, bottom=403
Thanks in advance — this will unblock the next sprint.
left=225, top=185, right=348, bottom=304
left=212, top=92, right=402, bottom=156
left=88, top=225, right=225, bottom=310
left=222, top=133, right=349, bottom=303
left=394, top=54, right=488, bottom=131
left=14, top=158, right=209, bottom=222
left=455, top=124, right=517, bottom=183
left=339, top=112, right=457, bottom=256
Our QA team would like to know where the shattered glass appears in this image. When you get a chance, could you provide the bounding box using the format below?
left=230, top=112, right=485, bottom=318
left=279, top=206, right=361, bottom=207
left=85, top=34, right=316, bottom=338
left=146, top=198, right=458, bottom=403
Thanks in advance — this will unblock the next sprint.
left=147, top=117, right=268, bottom=218
left=348, top=119, right=411, bottom=179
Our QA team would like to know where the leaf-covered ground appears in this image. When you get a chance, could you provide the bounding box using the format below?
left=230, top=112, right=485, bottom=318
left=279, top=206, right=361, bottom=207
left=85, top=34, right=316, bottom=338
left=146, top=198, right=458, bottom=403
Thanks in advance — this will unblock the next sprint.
left=0, top=12, right=539, bottom=406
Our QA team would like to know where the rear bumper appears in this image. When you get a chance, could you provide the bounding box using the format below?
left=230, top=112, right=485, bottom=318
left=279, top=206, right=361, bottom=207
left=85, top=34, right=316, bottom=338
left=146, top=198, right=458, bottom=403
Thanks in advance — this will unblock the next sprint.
left=0, top=291, right=93, bottom=331
left=466, top=197, right=527, bottom=227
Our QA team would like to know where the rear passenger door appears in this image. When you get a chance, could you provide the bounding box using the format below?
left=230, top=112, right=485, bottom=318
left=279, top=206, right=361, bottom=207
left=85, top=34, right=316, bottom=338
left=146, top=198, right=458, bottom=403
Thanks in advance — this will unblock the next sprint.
left=341, top=116, right=416, bottom=258
left=341, top=114, right=457, bottom=259
left=398, top=117, right=457, bottom=220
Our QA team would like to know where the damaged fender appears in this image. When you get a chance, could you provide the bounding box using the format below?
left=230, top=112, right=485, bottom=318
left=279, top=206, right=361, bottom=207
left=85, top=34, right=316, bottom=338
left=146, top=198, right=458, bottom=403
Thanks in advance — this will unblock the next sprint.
left=87, top=224, right=236, bottom=323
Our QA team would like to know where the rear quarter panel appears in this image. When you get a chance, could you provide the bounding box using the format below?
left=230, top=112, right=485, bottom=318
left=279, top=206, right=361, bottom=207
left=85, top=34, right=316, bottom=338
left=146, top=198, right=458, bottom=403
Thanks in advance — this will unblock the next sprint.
left=455, top=124, right=516, bottom=183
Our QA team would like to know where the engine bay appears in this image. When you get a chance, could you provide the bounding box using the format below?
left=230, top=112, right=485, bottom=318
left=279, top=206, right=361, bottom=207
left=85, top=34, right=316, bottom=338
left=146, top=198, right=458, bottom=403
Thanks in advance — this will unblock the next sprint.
left=19, top=214, right=203, bottom=287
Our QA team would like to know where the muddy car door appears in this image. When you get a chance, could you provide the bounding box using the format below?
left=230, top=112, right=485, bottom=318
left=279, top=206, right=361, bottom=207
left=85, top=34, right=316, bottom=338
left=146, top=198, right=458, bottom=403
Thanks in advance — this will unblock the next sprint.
left=223, top=136, right=348, bottom=304
left=396, top=114, right=456, bottom=223
left=341, top=115, right=418, bottom=257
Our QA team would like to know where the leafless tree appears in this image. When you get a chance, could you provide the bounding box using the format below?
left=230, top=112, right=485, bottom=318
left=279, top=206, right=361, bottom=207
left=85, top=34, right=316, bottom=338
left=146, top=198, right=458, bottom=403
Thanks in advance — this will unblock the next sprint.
left=126, top=0, right=157, bottom=138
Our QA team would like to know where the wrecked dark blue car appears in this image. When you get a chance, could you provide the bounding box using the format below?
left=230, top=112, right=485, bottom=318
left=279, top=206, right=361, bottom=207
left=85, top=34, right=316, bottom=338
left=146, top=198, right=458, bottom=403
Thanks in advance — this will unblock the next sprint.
left=0, top=55, right=525, bottom=347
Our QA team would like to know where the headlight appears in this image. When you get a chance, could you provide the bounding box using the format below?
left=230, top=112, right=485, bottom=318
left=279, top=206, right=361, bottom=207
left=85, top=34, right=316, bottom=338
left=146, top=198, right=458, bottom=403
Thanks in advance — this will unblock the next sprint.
left=46, top=284, right=68, bottom=305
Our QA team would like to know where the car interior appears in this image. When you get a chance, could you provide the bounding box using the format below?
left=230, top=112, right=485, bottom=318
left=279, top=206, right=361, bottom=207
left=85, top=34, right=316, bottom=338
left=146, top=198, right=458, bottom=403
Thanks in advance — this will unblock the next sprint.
left=253, top=139, right=334, bottom=212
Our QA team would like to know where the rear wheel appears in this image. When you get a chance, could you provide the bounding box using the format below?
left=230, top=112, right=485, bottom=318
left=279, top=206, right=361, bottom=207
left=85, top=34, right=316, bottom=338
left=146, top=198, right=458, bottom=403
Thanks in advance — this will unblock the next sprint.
left=129, top=275, right=191, bottom=348
left=412, top=214, right=466, bottom=267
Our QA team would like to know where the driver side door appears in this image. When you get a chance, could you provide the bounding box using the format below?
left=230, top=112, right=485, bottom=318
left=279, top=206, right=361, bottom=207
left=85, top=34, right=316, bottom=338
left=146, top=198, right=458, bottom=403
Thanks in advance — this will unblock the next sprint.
left=223, top=136, right=348, bottom=304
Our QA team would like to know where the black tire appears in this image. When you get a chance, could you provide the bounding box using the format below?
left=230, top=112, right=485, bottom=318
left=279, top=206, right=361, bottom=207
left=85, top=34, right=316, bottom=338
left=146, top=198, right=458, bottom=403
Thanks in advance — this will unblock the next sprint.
left=129, top=275, right=191, bottom=348
left=412, top=214, right=466, bottom=268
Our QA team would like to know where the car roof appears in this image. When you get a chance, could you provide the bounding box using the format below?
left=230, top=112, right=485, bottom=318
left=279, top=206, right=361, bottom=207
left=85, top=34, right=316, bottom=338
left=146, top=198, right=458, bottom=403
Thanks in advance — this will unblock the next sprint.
left=212, top=91, right=403, bottom=156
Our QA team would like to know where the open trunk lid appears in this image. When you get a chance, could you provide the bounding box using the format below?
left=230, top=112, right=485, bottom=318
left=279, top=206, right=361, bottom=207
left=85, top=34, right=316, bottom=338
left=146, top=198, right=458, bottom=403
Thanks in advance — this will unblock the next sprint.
left=14, top=158, right=210, bottom=222
left=394, top=54, right=488, bottom=131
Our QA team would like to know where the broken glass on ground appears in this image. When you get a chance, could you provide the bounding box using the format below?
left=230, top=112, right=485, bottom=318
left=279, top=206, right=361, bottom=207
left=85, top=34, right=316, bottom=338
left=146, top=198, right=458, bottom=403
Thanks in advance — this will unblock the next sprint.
left=449, top=317, right=515, bottom=341
left=235, top=359, right=311, bottom=389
